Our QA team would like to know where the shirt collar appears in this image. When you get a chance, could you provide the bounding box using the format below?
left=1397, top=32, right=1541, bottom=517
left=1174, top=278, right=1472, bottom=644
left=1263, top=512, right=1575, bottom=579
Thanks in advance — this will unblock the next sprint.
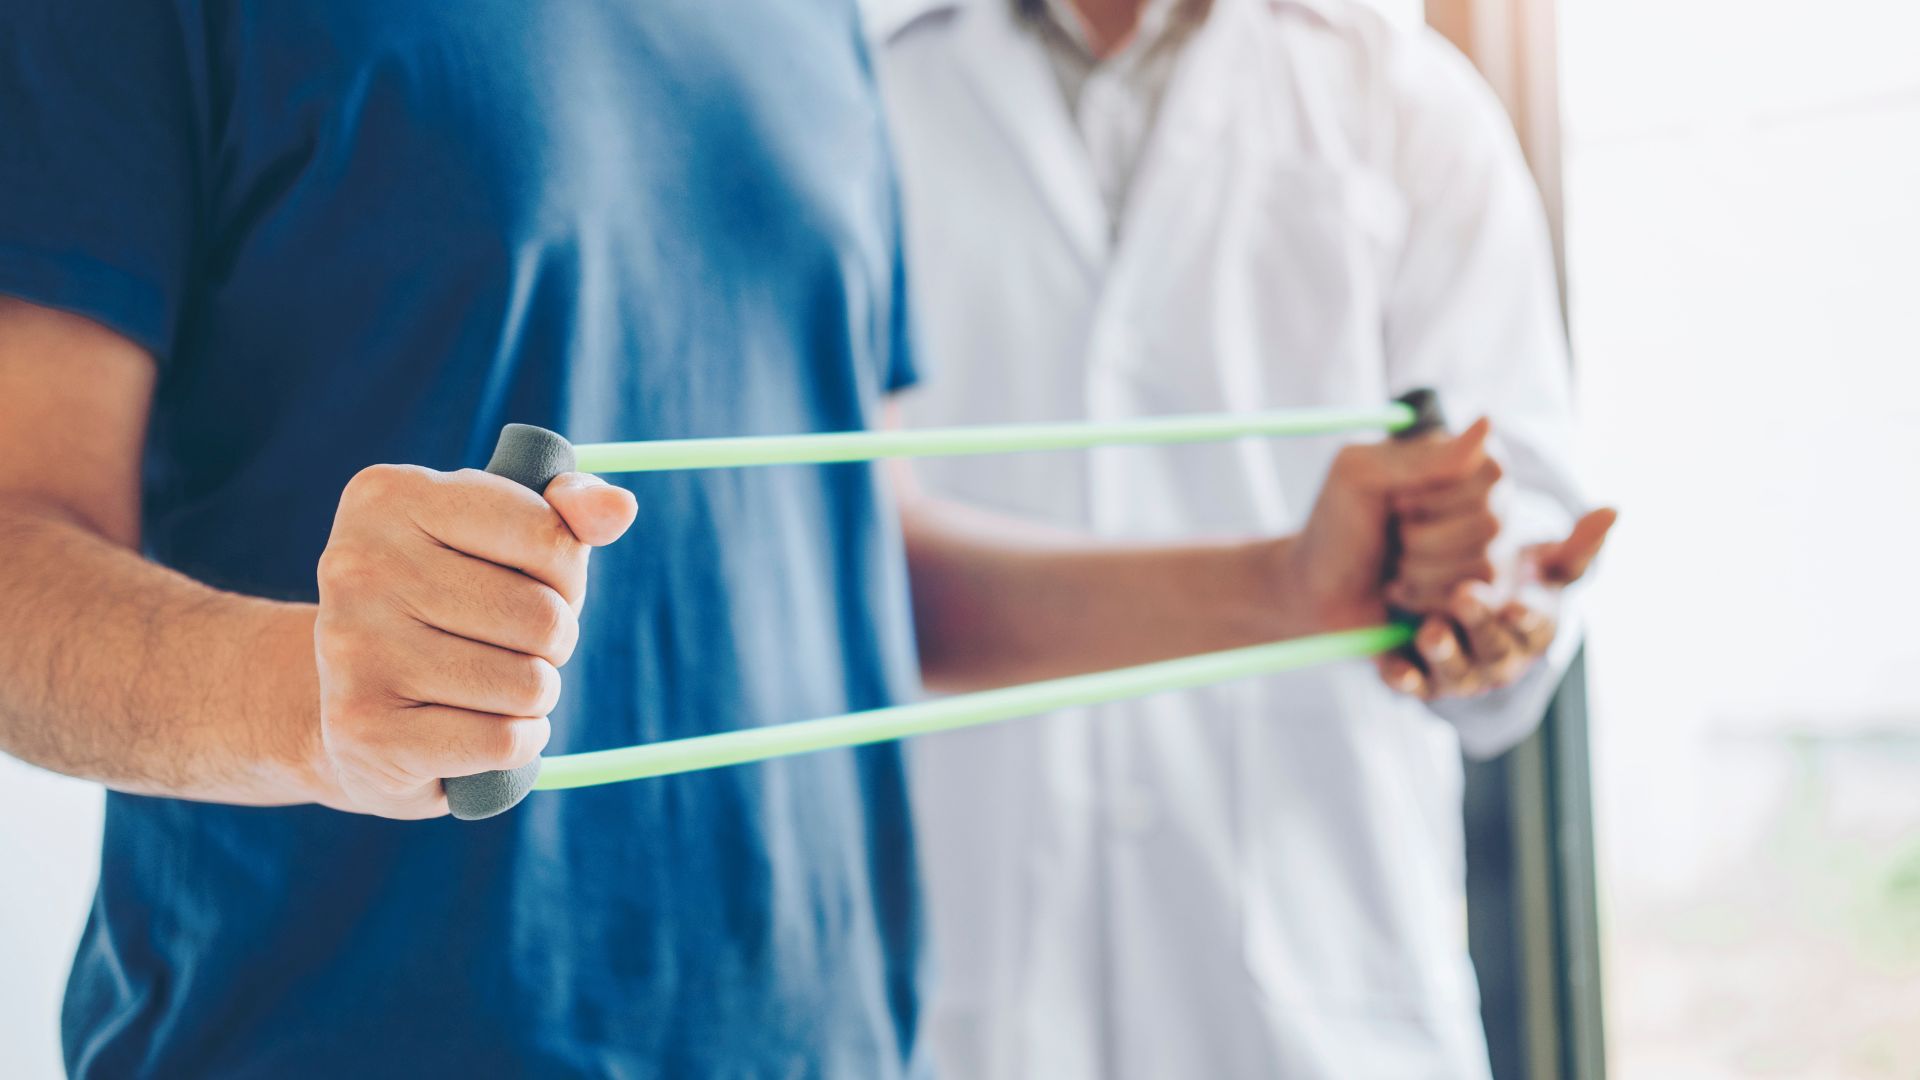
left=1017, top=0, right=1210, bottom=64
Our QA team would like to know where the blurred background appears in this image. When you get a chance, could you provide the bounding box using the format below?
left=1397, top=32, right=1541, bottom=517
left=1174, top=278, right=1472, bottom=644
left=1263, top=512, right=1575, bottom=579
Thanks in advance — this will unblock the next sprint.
left=1564, top=0, right=1920, bottom=1074
left=2, top=0, right=1916, bottom=1076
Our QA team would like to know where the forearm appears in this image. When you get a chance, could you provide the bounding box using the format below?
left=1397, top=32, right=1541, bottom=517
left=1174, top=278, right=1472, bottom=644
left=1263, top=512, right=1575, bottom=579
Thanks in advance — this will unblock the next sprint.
left=901, top=493, right=1313, bottom=692
left=0, top=499, right=327, bottom=805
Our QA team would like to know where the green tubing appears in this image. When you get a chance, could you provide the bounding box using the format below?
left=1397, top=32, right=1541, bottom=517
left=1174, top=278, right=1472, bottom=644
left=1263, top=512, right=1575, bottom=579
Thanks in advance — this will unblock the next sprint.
left=571, top=403, right=1416, bottom=474
left=538, top=404, right=1420, bottom=790
left=532, top=624, right=1413, bottom=790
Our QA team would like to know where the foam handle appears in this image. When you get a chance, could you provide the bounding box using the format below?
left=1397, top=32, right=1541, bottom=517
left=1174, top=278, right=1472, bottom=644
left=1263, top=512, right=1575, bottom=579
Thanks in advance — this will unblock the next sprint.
left=1386, top=388, right=1448, bottom=632
left=1392, top=388, right=1446, bottom=440
left=442, top=424, right=577, bottom=821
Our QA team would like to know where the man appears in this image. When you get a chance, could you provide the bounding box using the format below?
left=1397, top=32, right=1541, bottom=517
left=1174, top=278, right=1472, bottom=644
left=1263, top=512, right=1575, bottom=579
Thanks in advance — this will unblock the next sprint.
left=873, top=0, right=1613, bottom=1075
left=1, top=3, right=1504, bottom=1075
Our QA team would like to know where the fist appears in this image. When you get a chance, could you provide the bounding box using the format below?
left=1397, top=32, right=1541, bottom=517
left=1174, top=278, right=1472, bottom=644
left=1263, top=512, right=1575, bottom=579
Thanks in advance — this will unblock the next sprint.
left=1280, top=418, right=1495, bottom=631
left=1383, top=429, right=1507, bottom=614
left=312, top=464, right=636, bottom=818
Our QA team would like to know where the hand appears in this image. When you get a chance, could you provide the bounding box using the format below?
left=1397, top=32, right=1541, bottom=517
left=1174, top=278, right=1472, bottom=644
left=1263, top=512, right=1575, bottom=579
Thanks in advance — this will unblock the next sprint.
left=1383, top=434, right=1508, bottom=614
left=1378, top=508, right=1616, bottom=699
left=312, top=465, right=637, bottom=817
left=1276, top=418, right=1494, bottom=632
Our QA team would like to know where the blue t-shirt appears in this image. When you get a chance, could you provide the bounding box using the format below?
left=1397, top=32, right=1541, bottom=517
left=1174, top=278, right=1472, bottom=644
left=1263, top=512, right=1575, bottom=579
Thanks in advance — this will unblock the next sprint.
left=0, top=3, right=926, bottom=1076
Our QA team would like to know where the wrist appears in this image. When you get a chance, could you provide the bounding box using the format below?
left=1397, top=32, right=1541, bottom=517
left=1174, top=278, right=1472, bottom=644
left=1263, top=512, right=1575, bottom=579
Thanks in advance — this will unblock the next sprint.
left=250, top=602, right=341, bottom=807
left=1260, top=532, right=1392, bottom=638
left=1238, top=535, right=1326, bottom=642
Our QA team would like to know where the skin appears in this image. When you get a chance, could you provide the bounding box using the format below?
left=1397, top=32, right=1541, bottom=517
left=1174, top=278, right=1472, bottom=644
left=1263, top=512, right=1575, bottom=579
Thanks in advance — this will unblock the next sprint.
left=312, top=466, right=635, bottom=818
left=1060, top=0, right=1156, bottom=56
left=0, top=298, right=637, bottom=817
left=895, top=415, right=1499, bottom=690
left=1057, top=0, right=1618, bottom=701
left=1380, top=508, right=1617, bottom=700
left=0, top=296, right=1561, bottom=818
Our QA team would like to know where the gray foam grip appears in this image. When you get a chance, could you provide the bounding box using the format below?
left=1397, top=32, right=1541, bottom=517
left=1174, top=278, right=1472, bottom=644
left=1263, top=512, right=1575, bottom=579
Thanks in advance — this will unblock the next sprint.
left=442, top=424, right=577, bottom=821
left=1385, top=389, right=1448, bottom=629
left=1392, top=388, right=1447, bottom=440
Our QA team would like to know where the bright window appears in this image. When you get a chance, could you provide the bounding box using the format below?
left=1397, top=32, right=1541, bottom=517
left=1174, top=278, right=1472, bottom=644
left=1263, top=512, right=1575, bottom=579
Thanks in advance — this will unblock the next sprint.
left=1560, top=0, right=1920, bottom=1074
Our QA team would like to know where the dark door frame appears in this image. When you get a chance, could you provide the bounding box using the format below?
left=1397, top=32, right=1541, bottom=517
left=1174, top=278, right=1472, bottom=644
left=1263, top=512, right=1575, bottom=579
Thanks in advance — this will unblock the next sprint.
left=1465, top=658, right=1608, bottom=1080
left=1424, top=1, right=1608, bottom=1076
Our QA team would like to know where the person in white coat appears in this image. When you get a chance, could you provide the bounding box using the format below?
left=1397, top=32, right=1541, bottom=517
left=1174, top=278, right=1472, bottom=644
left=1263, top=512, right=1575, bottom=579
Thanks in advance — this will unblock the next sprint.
left=869, top=0, right=1615, bottom=1075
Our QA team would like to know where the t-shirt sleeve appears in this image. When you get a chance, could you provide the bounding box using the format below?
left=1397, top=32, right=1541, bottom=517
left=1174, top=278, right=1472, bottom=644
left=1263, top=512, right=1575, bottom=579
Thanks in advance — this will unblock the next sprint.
left=0, top=5, right=206, bottom=361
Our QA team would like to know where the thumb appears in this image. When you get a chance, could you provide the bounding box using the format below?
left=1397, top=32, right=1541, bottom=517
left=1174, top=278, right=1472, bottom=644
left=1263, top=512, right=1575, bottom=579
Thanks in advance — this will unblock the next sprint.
left=1372, top=417, right=1493, bottom=492
left=542, top=473, right=639, bottom=548
left=1332, top=417, right=1494, bottom=498
left=1525, top=508, right=1617, bottom=586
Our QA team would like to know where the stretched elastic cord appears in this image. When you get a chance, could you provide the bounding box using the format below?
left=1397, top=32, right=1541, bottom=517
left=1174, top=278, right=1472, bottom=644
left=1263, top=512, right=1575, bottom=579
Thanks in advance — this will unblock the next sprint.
left=533, top=624, right=1412, bottom=789
left=570, top=403, right=1417, bottom=474
left=461, top=394, right=1438, bottom=808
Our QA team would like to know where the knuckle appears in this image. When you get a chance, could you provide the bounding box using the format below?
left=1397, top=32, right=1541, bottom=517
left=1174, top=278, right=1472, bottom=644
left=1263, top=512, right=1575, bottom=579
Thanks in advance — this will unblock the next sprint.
left=532, top=660, right=563, bottom=714
left=479, top=717, right=549, bottom=770
left=344, top=463, right=424, bottom=506
left=511, top=718, right=551, bottom=767
left=503, top=656, right=563, bottom=716
left=549, top=549, right=591, bottom=606
left=474, top=722, right=521, bottom=768
left=530, top=590, right=579, bottom=664
left=315, top=546, right=373, bottom=595
left=544, top=517, right=584, bottom=566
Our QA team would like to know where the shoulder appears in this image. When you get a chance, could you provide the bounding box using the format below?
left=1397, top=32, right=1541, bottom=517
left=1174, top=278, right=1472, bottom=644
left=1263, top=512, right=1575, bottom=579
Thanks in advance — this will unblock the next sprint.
left=1246, top=1, right=1523, bottom=185
left=1254, top=0, right=1489, bottom=99
left=859, top=0, right=964, bottom=50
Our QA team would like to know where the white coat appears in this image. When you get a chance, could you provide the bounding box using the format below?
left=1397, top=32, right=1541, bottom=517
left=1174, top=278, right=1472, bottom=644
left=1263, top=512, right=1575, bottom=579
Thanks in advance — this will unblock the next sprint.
left=870, top=0, right=1588, bottom=1076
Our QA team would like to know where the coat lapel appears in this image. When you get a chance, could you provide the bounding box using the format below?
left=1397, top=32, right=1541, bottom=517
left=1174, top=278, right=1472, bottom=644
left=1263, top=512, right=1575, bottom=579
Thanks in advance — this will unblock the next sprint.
left=1106, top=0, right=1254, bottom=270
left=948, top=0, right=1110, bottom=276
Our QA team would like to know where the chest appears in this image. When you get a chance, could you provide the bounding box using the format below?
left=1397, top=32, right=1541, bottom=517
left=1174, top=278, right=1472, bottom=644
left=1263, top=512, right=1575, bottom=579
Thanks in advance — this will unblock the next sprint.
left=201, top=1, right=886, bottom=282
left=891, top=26, right=1406, bottom=418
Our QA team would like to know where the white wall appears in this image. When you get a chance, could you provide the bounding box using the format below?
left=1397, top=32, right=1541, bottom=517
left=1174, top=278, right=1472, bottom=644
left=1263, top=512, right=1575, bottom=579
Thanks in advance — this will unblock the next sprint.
left=1561, top=0, right=1920, bottom=1073
left=1, top=758, right=104, bottom=1079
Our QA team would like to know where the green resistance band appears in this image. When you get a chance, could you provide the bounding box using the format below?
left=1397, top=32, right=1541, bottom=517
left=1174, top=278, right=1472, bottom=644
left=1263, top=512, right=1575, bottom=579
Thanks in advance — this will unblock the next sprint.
left=442, top=389, right=1446, bottom=819
left=533, top=624, right=1413, bottom=791
left=570, top=403, right=1418, bottom=474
